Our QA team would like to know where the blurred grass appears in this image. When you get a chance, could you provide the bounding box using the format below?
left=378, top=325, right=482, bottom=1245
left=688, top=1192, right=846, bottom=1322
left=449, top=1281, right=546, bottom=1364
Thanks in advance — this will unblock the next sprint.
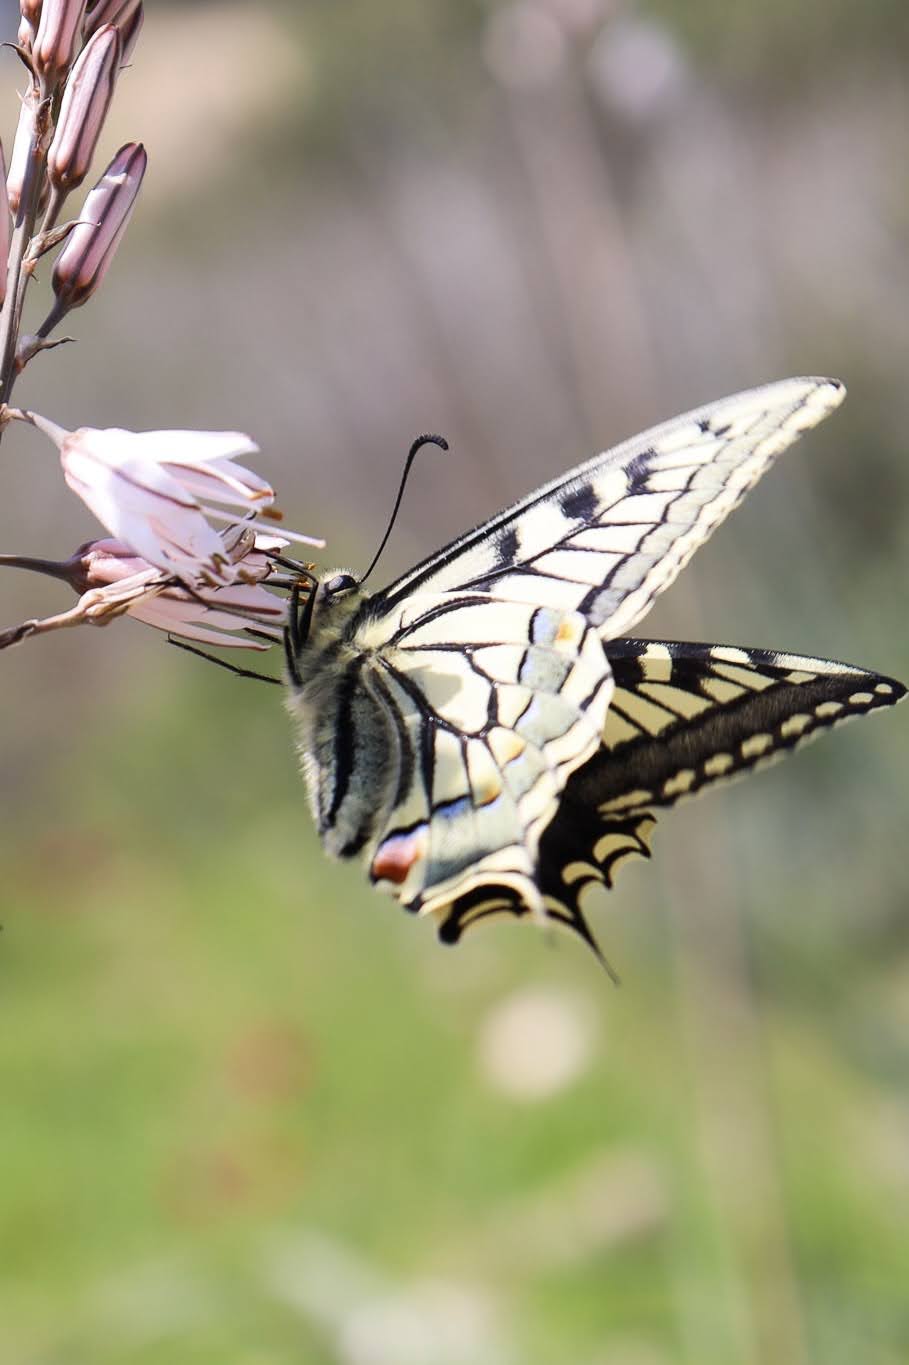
left=1, top=2, right=908, bottom=1363
left=1, top=664, right=906, bottom=1364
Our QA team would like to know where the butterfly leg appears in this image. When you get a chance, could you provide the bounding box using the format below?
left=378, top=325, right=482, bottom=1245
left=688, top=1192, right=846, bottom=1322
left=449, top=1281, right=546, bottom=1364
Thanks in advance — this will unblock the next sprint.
left=167, top=634, right=281, bottom=684
left=284, top=574, right=318, bottom=686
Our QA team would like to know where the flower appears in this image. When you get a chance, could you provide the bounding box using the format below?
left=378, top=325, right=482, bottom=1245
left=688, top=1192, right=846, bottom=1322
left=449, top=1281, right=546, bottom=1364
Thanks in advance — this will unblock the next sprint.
left=72, top=534, right=289, bottom=649
left=19, top=410, right=323, bottom=585
left=0, top=529, right=295, bottom=651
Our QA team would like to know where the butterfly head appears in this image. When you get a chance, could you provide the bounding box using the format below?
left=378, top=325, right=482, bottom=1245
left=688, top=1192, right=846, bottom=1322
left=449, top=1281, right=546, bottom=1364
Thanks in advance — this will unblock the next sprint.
left=309, top=567, right=370, bottom=628
left=322, top=570, right=359, bottom=600
left=285, top=565, right=370, bottom=678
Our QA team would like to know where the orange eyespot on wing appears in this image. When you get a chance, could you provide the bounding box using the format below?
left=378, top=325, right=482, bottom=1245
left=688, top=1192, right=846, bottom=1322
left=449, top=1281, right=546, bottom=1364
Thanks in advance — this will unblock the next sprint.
left=371, top=827, right=428, bottom=886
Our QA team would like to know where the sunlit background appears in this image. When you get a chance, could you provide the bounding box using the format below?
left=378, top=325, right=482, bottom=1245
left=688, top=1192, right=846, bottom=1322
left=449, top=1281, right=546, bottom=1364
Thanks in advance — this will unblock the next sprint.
left=1, top=2, right=907, bottom=1363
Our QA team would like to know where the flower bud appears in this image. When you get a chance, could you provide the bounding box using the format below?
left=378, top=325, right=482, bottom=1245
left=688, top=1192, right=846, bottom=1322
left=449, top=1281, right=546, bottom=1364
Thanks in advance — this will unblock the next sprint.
left=72, top=537, right=145, bottom=588
left=0, top=143, right=8, bottom=307
left=6, top=86, right=47, bottom=219
left=47, top=24, right=121, bottom=194
left=20, top=0, right=43, bottom=42
left=83, top=0, right=139, bottom=42
left=33, top=0, right=88, bottom=87
left=118, top=0, right=143, bottom=63
left=1, top=537, right=148, bottom=593
left=51, top=140, right=145, bottom=312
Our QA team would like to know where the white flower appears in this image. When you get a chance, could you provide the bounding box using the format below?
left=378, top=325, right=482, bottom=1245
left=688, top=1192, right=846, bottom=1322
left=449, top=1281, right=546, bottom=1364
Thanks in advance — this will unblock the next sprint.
left=0, top=530, right=297, bottom=652
left=71, top=533, right=289, bottom=649
left=23, top=411, right=322, bottom=585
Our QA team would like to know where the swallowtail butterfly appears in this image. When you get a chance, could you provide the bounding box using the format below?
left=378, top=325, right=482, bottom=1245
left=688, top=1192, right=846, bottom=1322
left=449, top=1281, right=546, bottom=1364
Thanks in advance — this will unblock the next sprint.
left=284, top=378, right=904, bottom=958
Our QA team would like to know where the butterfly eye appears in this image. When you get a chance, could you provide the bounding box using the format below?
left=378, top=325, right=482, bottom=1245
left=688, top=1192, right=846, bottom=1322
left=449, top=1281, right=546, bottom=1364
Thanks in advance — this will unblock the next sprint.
left=325, top=572, right=357, bottom=597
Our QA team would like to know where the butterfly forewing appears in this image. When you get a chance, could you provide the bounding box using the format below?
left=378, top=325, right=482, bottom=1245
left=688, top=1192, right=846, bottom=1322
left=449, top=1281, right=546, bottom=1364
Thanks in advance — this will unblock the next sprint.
left=374, top=377, right=845, bottom=641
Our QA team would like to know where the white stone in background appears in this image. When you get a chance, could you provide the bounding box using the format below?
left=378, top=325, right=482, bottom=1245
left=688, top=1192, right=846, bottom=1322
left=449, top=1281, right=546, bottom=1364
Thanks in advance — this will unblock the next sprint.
left=339, top=1279, right=508, bottom=1365
left=583, top=1343, right=671, bottom=1365
left=588, top=17, right=688, bottom=124
left=478, top=986, right=596, bottom=1100
left=262, top=1234, right=510, bottom=1365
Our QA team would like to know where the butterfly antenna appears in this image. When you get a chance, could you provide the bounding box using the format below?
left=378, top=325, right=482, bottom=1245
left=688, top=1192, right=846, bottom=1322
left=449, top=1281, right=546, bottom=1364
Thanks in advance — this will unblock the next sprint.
left=359, top=433, right=449, bottom=586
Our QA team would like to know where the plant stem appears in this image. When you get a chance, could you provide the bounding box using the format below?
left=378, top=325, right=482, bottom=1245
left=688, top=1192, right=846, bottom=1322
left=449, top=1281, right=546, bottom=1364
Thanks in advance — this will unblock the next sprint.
left=0, top=91, right=54, bottom=410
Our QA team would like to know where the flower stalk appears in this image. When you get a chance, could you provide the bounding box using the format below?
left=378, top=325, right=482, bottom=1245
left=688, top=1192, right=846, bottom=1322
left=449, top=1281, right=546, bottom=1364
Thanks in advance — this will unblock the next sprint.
left=0, top=1, right=321, bottom=665
left=0, top=1, right=144, bottom=406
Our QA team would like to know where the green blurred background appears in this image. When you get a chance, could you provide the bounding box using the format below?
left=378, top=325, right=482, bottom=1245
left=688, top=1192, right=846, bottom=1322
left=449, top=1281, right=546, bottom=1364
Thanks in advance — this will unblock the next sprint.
left=1, top=2, right=907, bottom=1362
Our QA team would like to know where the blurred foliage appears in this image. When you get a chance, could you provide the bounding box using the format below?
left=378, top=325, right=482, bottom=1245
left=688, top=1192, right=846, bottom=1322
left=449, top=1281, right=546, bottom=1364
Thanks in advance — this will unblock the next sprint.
left=1, top=1, right=908, bottom=1363
left=645, top=0, right=909, bottom=86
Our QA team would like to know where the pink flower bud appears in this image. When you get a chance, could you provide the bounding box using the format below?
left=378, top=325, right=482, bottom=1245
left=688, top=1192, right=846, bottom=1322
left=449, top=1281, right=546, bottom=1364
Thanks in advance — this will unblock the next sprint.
left=83, top=0, right=140, bottom=45
left=6, top=86, right=46, bottom=219
left=0, top=143, right=8, bottom=307
left=84, top=1, right=143, bottom=65
left=33, top=0, right=89, bottom=87
left=20, top=0, right=43, bottom=43
left=51, top=140, right=145, bottom=311
left=47, top=25, right=121, bottom=194
left=118, top=0, right=143, bottom=63
left=68, top=536, right=149, bottom=589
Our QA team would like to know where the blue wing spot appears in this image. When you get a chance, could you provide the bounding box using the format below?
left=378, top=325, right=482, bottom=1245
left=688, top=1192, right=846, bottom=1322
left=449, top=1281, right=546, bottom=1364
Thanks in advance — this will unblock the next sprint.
left=434, top=794, right=473, bottom=821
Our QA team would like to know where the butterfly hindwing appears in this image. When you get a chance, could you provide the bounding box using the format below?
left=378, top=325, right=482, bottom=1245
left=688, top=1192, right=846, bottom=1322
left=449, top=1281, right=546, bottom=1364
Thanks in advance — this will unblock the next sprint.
left=430, top=642, right=904, bottom=950
left=593, top=639, right=906, bottom=814
left=363, top=597, right=614, bottom=919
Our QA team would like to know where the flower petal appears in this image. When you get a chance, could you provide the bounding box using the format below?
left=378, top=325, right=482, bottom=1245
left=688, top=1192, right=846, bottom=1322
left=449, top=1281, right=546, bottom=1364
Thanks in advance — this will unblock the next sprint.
left=128, top=582, right=283, bottom=649
left=64, top=452, right=233, bottom=581
left=126, top=429, right=259, bottom=465
left=160, top=454, right=274, bottom=509
left=128, top=599, right=273, bottom=650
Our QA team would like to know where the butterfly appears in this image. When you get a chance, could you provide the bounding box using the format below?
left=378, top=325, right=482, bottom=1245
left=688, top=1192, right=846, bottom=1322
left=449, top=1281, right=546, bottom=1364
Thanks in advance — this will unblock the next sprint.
left=282, top=377, right=904, bottom=959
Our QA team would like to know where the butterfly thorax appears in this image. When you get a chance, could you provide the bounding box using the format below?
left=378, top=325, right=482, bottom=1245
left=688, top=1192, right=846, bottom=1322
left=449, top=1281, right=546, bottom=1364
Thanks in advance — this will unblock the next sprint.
left=284, top=569, right=386, bottom=854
